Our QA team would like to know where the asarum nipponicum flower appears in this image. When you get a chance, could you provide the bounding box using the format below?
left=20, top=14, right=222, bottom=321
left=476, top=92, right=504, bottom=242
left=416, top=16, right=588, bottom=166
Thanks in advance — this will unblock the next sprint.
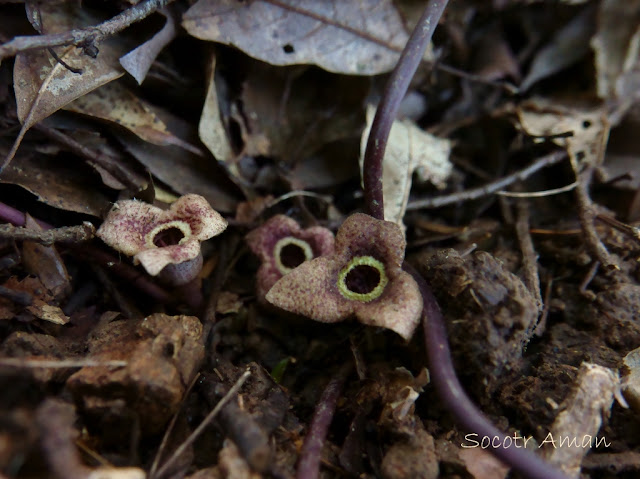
left=266, top=213, right=422, bottom=340
left=245, top=215, right=335, bottom=300
left=97, top=194, right=227, bottom=285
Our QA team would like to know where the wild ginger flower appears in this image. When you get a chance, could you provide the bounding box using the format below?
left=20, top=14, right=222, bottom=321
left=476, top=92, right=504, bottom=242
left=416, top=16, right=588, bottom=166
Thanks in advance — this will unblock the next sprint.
left=97, top=194, right=227, bottom=285
left=266, top=213, right=422, bottom=340
left=246, top=215, right=335, bottom=300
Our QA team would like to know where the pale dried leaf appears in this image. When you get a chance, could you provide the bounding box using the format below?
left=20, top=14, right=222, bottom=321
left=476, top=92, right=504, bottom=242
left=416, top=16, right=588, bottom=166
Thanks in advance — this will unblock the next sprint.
left=65, top=81, right=195, bottom=150
left=183, top=0, right=410, bottom=75
left=622, top=346, right=640, bottom=412
left=542, top=363, right=620, bottom=478
left=520, top=5, right=596, bottom=92
left=13, top=3, right=125, bottom=129
left=516, top=98, right=609, bottom=168
left=199, top=53, right=235, bottom=168
left=88, top=467, right=146, bottom=479
left=359, top=105, right=452, bottom=225
left=459, top=448, right=509, bottom=479
left=26, top=303, right=69, bottom=325
left=120, top=9, right=176, bottom=85
left=591, top=0, right=640, bottom=106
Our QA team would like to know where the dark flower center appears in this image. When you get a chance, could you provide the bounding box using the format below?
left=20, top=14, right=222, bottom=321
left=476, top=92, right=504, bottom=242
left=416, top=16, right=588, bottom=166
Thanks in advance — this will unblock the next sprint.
left=345, top=264, right=381, bottom=294
left=280, top=243, right=308, bottom=269
left=337, top=256, right=388, bottom=302
left=274, top=237, right=314, bottom=274
left=153, top=226, right=185, bottom=247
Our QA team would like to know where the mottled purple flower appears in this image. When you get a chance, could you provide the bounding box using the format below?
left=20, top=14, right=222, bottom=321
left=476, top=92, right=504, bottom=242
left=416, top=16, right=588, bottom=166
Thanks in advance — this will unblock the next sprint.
left=97, top=194, right=227, bottom=285
left=266, top=213, right=422, bottom=340
left=246, top=215, right=334, bottom=299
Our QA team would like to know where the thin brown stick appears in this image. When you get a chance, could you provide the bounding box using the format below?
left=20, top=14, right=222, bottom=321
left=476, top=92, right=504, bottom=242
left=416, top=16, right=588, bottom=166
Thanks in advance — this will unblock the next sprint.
left=0, top=0, right=174, bottom=61
left=149, top=373, right=201, bottom=478
left=407, top=151, right=567, bottom=210
left=515, top=201, right=542, bottom=311
left=0, top=358, right=127, bottom=368
left=595, top=214, right=640, bottom=245
left=573, top=166, right=621, bottom=273
left=152, top=369, right=251, bottom=479
left=0, top=222, right=95, bottom=245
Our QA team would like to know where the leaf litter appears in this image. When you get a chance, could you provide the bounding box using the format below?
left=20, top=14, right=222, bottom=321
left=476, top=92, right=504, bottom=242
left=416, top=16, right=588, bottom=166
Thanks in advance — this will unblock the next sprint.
left=0, top=1, right=639, bottom=478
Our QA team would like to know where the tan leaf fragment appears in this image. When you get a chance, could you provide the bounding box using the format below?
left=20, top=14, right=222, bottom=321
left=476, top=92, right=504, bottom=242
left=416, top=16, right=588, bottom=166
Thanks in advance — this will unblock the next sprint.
left=542, top=363, right=622, bottom=478
left=199, top=53, right=235, bottom=169
left=359, top=105, right=452, bottom=226
left=183, top=0, right=413, bottom=75
left=516, top=99, right=609, bottom=168
left=65, top=81, right=196, bottom=151
left=621, top=346, right=640, bottom=412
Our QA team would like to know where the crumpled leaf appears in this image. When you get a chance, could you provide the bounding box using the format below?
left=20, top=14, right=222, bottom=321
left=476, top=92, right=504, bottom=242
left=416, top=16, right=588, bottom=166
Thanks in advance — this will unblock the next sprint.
left=65, top=81, right=198, bottom=151
left=13, top=2, right=125, bottom=130
left=516, top=98, right=609, bottom=167
left=183, top=0, right=412, bottom=75
left=119, top=9, right=176, bottom=85
left=591, top=0, right=640, bottom=108
left=359, top=105, right=452, bottom=225
left=520, top=5, right=596, bottom=92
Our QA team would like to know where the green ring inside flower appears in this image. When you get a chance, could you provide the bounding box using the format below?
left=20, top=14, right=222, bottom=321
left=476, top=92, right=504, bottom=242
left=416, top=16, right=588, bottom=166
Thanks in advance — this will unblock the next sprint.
left=274, top=237, right=314, bottom=275
left=337, top=256, right=388, bottom=302
left=145, top=221, right=192, bottom=249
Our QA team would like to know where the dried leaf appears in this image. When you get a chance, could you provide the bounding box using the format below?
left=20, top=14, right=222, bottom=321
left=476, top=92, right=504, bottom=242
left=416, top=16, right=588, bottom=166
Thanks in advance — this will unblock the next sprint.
left=117, top=134, right=239, bottom=213
left=183, top=0, right=411, bottom=75
left=359, top=105, right=452, bottom=225
left=591, top=0, right=640, bottom=104
left=517, top=98, right=609, bottom=168
left=65, top=81, right=197, bottom=150
left=22, top=215, right=71, bottom=300
left=119, top=9, right=176, bottom=85
left=2, top=276, right=69, bottom=325
left=520, top=5, right=596, bottom=92
left=13, top=3, right=125, bottom=129
left=234, top=63, right=366, bottom=166
left=0, top=145, right=111, bottom=217
left=199, top=53, right=235, bottom=169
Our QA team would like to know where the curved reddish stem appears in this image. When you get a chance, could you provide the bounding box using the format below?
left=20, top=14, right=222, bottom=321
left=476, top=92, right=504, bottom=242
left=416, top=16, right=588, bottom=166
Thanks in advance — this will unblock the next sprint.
left=363, top=0, right=449, bottom=220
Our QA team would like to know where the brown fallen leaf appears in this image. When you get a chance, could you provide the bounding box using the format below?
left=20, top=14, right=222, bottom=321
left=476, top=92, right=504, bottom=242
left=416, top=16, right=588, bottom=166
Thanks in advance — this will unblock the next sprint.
left=117, top=133, right=239, bottom=213
left=12, top=2, right=126, bottom=133
left=183, top=0, right=411, bottom=75
left=0, top=144, right=111, bottom=217
left=459, top=448, right=510, bottom=479
left=65, top=80, right=198, bottom=151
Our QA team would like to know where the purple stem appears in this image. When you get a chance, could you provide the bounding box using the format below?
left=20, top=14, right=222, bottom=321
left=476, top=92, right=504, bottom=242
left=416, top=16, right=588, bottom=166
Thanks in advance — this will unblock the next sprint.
left=0, top=201, right=172, bottom=303
left=362, top=0, right=450, bottom=220
left=405, top=262, right=569, bottom=479
left=295, top=365, right=351, bottom=479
